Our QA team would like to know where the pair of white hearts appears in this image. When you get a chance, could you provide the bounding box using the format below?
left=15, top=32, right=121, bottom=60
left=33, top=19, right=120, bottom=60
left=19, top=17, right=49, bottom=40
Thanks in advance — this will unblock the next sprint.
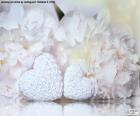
left=18, top=53, right=96, bottom=101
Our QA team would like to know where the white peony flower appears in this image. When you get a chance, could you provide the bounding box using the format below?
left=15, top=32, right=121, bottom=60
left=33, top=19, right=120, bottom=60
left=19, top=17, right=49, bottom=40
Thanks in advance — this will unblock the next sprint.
left=5, top=42, right=43, bottom=66
left=0, top=4, right=24, bottom=30
left=20, top=8, right=44, bottom=41
left=20, top=7, right=58, bottom=43
left=54, top=10, right=110, bottom=47
left=4, top=42, right=28, bottom=66
left=54, top=12, right=87, bottom=47
left=0, top=41, right=45, bottom=80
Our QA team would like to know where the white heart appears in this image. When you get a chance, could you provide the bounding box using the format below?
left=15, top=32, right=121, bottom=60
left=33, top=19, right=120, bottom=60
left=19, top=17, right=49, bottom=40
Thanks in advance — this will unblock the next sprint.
left=18, top=53, right=63, bottom=101
left=64, top=64, right=95, bottom=100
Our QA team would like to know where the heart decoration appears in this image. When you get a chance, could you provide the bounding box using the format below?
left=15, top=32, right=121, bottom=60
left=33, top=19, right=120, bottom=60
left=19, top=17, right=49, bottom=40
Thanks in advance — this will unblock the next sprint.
left=64, top=64, right=95, bottom=100
left=18, top=53, right=63, bottom=101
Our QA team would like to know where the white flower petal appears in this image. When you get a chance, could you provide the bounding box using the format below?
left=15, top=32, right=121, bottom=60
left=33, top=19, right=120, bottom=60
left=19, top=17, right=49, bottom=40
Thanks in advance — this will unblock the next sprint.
left=28, top=42, right=43, bottom=54
left=55, top=0, right=74, bottom=14
left=55, top=0, right=105, bottom=16
left=21, top=9, right=43, bottom=30
left=54, top=12, right=87, bottom=46
left=116, top=72, right=131, bottom=85
left=45, top=4, right=59, bottom=21
left=0, top=4, right=24, bottom=30
left=43, top=12, right=58, bottom=38
left=96, top=60, right=117, bottom=85
left=20, top=8, right=44, bottom=41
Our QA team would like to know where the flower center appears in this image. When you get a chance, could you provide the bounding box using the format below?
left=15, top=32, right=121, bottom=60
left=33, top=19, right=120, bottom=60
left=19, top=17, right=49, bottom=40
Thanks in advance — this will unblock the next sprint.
left=85, top=72, right=95, bottom=78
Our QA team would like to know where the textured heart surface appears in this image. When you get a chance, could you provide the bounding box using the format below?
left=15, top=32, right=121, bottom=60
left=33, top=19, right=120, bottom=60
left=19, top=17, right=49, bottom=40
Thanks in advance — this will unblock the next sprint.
left=64, top=64, right=95, bottom=100
left=18, top=53, right=63, bottom=101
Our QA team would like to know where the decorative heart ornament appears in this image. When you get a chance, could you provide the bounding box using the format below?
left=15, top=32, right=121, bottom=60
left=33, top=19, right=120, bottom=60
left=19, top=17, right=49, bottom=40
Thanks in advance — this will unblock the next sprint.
left=64, top=64, right=96, bottom=100
left=18, top=53, right=63, bottom=101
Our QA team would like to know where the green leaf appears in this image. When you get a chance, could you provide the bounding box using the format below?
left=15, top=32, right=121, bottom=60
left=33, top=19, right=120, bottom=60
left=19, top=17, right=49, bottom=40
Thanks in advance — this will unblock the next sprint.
left=54, top=4, right=64, bottom=20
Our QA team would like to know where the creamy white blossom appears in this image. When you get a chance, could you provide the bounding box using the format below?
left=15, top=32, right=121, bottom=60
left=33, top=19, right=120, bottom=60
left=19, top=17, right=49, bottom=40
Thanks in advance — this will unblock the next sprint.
left=20, top=7, right=58, bottom=43
left=20, top=8, right=44, bottom=41
left=54, top=10, right=110, bottom=47
left=0, top=4, right=24, bottom=30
